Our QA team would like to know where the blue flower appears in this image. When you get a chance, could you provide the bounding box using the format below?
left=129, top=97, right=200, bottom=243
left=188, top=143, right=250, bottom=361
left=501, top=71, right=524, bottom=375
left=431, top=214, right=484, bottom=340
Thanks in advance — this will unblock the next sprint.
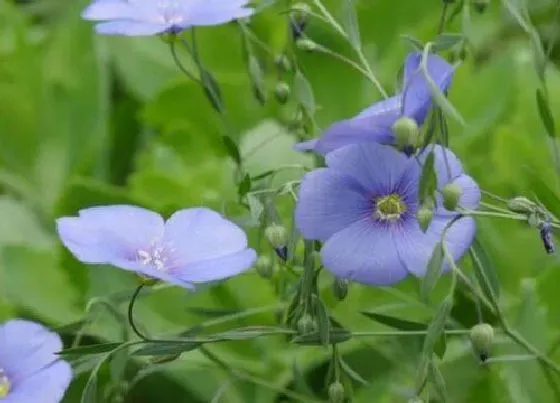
left=0, top=319, right=72, bottom=403
left=295, top=52, right=454, bottom=155
left=82, top=0, right=254, bottom=36
left=295, top=143, right=480, bottom=285
left=57, top=206, right=257, bottom=288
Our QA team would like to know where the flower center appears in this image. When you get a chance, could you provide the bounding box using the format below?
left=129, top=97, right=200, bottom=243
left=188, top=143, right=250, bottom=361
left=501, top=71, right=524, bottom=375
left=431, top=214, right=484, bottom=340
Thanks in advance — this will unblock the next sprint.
left=0, top=369, right=11, bottom=398
left=375, top=194, right=407, bottom=221
left=137, top=245, right=167, bottom=271
left=156, top=0, right=185, bottom=26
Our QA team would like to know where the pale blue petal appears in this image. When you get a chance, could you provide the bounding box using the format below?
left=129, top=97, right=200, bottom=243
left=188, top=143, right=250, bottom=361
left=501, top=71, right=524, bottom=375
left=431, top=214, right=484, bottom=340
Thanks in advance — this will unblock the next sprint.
left=320, top=219, right=408, bottom=285
left=95, top=20, right=168, bottom=35
left=163, top=208, right=250, bottom=269
left=0, top=320, right=62, bottom=382
left=293, top=139, right=318, bottom=152
left=295, top=168, right=371, bottom=241
left=355, top=95, right=402, bottom=118
left=7, top=361, right=72, bottom=403
left=189, top=5, right=253, bottom=26
left=436, top=174, right=481, bottom=214
left=82, top=0, right=139, bottom=20
left=418, top=145, right=464, bottom=189
left=172, top=249, right=256, bottom=283
left=325, top=143, right=412, bottom=194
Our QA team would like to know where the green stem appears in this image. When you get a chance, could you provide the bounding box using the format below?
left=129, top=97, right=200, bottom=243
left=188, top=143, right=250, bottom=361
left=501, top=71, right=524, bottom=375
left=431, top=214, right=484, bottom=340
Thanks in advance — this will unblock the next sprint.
left=128, top=284, right=152, bottom=342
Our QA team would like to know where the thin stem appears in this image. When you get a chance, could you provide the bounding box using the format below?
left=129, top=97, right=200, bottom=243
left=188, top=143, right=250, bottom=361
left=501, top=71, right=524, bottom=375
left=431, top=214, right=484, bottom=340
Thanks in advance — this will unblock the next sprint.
left=169, top=41, right=200, bottom=82
left=314, top=44, right=374, bottom=81
left=438, top=1, right=450, bottom=34
left=351, top=329, right=469, bottom=337
left=127, top=284, right=152, bottom=342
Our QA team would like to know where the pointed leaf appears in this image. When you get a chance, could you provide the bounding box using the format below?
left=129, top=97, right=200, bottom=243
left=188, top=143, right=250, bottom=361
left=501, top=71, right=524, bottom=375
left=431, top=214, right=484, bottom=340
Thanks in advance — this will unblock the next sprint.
left=133, top=341, right=202, bottom=356
left=58, top=343, right=123, bottom=357
left=432, top=33, right=464, bottom=52
left=536, top=89, right=556, bottom=138
left=248, top=55, right=267, bottom=105
left=422, top=296, right=453, bottom=357
left=291, top=328, right=351, bottom=345
left=429, top=360, right=448, bottom=402
left=341, top=0, right=361, bottom=50
left=222, top=136, right=241, bottom=165
left=200, top=69, right=224, bottom=113
left=312, top=294, right=331, bottom=346
left=360, top=312, right=427, bottom=331
left=238, top=173, right=251, bottom=197
left=293, top=70, right=315, bottom=115
left=246, top=193, right=264, bottom=223
left=419, top=151, right=437, bottom=205
left=421, top=242, right=444, bottom=302
left=470, top=239, right=500, bottom=304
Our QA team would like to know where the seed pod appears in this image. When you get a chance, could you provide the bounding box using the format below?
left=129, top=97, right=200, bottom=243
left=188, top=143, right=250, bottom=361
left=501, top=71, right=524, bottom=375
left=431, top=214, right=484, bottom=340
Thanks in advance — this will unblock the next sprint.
left=265, top=224, right=288, bottom=249
left=332, top=278, right=349, bottom=301
left=328, top=381, right=345, bottom=403
left=442, top=183, right=462, bottom=211
left=506, top=196, right=537, bottom=215
left=274, top=82, right=291, bottom=104
left=295, top=38, right=318, bottom=52
left=417, top=207, right=434, bottom=232
left=470, top=323, right=494, bottom=362
left=255, top=255, right=274, bottom=279
left=392, top=117, right=420, bottom=149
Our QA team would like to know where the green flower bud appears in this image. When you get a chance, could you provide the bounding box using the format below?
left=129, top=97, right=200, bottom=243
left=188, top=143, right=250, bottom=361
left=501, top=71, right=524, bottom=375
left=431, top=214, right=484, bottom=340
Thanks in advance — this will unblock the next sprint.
left=442, top=183, right=462, bottom=211
left=528, top=212, right=540, bottom=228
left=470, top=323, right=494, bottom=361
left=255, top=255, right=274, bottom=279
left=291, top=3, right=312, bottom=17
left=328, top=381, right=345, bottom=403
left=472, top=0, right=489, bottom=13
left=417, top=207, right=434, bottom=232
left=265, top=224, right=288, bottom=249
left=296, top=38, right=318, bottom=52
left=392, top=117, right=420, bottom=149
left=297, top=314, right=316, bottom=334
left=332, top=278, right=349, bottom=301
left=506, top=196, right=537, bottom=215
left=275, top=55, right=292, bottom=73
left=274, top=82, right=291, bottom=104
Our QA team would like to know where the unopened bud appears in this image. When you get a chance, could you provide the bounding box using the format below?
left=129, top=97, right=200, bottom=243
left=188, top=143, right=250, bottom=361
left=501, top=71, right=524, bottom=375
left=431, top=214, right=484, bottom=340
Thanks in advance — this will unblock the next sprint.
left=297, top=314, right=316, bottom=334
left=470, top=323, right=494, bottom=362
left=408, top=398, right=424, bottom=403
left=275, top=54, right=292, bottom=73
left=296, top=38, right=318, bottom=52
left=392, top=117, right=420, bottom=149
left=332, top=278, right=349, bottom=301
left=507, top=196, right=537, bottom=214
left=442, top=183, right=462, bottom=211
left=417, top=207, right=434, bottom=232
left=265, top=224, right=288, bottom=249
left=328, top=381, right=345, bottom=403
left=274, top=82, right=291, bottom=104
left=255, top=255, right=274, bottom=279
left=472, top=0, right=489, bottom=13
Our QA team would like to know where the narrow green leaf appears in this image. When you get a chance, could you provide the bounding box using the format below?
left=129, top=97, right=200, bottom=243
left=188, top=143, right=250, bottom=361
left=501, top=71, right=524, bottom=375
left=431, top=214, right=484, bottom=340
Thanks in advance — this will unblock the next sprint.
left=200, top=69, right=224, bottom=113
left=246, top=193, right=264, bottom=223
left=360, top=312, right=427, bottom=331
left=222, top=136, right=242, bottom=165
left=470, top=239, right=500, bottom=303
left=291, top=328, right=351, bottom=345
left=248, top=55, right=267, bottom=105
left=401, top=34, right=424, bottom=51
left=238, top=174, right=251, bottom=197
left=293, top=70, right=315, bottom=115
left=418, top=151, right=437, bottom=206
left=432, top=33, right=463, bottom=52
left=133, top=341, right=202, bottom=356
left=341, top=0, right=361, bottom=50
left=58, top=343, right=123, bottom=357
left=422, top=296, right=453, bottom=357
left=81, top=370, right=98, bottom=403
left=421, top=242, right=444, bottom=302
left=536, top=89, right=556, bottom=138
left=312, top=294, right=331, bottom=346
left=340, top=357, right=369, bottom=385
left=429, top=360, right=448, bottom=402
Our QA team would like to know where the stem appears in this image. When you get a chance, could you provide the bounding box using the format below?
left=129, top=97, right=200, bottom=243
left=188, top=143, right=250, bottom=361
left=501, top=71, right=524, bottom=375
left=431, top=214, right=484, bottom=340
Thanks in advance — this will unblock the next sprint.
left=169, top=41, right=200, bottom=82
left=127, top=284, right=152, bottom=342
left=438, top=1, right=449, bottom=34
left=351, top=329, right=469, bottom=337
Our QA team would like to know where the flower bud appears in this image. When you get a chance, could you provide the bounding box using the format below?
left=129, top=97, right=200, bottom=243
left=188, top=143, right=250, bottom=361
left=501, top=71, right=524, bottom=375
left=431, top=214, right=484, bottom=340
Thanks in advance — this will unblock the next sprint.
left=392, top=117, right=420, bottom=149
left=328, top=381, right=345, bottom=403
left=407, top=398, right=423, bottom=403
left=275, top=55, right=292, bottom=73
left=255, top=255, right=274, bottom=279
left=442, top=183, right=462, bottom=211
left=472, top=0, right=489, bottom=13
left=274, top=82, right=291, bottom=104
left=265, top=224, right=288, bottom=249
left=332, top=278, right=349, bottom=301
left=417, top=207, right=434, bottom=232
left=296, top=38, right=318, bottom=52
left=507, top=196, right=537, bottom=215
left=470, top=323, right=494, bottom=362
left=297, top=314, right=316, bottom=334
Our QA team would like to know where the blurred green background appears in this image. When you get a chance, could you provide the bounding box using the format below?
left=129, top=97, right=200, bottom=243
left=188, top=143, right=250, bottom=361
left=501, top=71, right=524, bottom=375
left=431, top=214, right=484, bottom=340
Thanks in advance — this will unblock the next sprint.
left=2, top=0, right=560, bottom=401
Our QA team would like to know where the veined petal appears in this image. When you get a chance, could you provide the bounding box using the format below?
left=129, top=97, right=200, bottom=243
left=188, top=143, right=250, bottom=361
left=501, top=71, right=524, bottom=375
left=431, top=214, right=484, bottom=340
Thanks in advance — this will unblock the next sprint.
left=0, top=320, right=63, bottom=382
left=81, top=0, right=139, bottom=21
left=418, top=145, right=464, bottom=189
left=7, top=360, right=72, bottom=403
left=172, top=249, right=256, bottom=283
left=436, top=174, right=481, bottom=213
left=95, top=20, right=168, bottom=36
left=325, top=143, right=412, bottom=194
left=320, top=219, right=408, bottom=285
left=163, top=208, right=250, bottom=269
left=402, top=52, right=454, bottom=124
left=355, top=95, right=402, bottom=118
left=295, top=169, right=371, bottom=241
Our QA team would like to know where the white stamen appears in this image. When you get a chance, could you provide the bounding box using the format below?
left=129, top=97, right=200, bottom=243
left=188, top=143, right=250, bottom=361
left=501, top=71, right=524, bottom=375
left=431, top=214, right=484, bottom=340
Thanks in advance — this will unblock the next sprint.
left=137, top=243, right=168, bottom=271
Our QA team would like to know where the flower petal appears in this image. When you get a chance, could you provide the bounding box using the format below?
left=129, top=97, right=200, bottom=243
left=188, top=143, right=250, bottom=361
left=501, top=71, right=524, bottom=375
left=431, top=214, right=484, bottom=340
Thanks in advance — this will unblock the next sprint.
left=163, top=208, right=250, bottom=268
left=0, top=320, right=62, bottom=381
left=188, top=5, right=253, bottom=26
left=320, top=219, right=408, bottom=285
left=325, top=142, right=412, bottom=194
left=293, top=139, right=318, bottom=152
left=402, top=52, right=454, bottom=124
left=8, top=360, right=72, bottom=403
left=95, top=20, right=168, bottom=35
left=81, top=0, right=138, bottom=20
left=172, top=249, right=256, bottom=283
left=418, top=145, right=464, bottom=189
left=56, top=205, right=164, bottom=268
left=295, top=168, right=371, bottom=241
left=436, top=173, right=481, bottom=214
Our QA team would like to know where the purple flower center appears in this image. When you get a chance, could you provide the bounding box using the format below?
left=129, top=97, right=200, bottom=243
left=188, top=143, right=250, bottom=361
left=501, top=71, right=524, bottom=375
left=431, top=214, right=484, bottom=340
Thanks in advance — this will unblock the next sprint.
left=374, top=193, right=407, bottom=222
left=0, top=368, right=10, bottom=397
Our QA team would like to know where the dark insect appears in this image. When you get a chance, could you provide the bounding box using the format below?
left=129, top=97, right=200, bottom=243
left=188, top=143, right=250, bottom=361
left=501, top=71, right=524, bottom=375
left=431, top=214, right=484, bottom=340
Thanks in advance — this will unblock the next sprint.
left=539, top=221, right=555, bottom=255
left=290, top=15, right=307, bottom=40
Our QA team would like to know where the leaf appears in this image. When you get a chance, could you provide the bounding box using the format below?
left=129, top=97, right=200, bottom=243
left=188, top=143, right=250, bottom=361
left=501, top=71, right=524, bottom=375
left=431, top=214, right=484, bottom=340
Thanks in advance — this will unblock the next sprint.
left=81, top=369, right=98, bottom=403
left=418, top=151, right=437, bottom=205
left=429, top=360, right=448, bottom=402
left=536, top=89, right=556, bottom=138
left=291, top=328, right=351, bottom=345
left=246, top=193, right=264, bottom=223
left=341, top=0, right=361, bottom=50
left=238, top=173, right=251, bottom=197
left=312, top=294, right=331, bottom=346
left=422, top=296, right=453, bottom=358
left=469, top=239, right=500, bottom=305
left=133, top=341, right=202, bottom=356
left=432, top=33, right=463, bottom=52
left=248, top=55, right=267, bottom=105
left=58, top=343, right=123, bottom=357
left=200, top=69, right=224, bottom=114
left=400, top=34, right=424, bottom=51
left=222, top=136, right=242, bottom=165
left=340, top=357, right=369, bottom=385
left=360, top=312, right=427, bottom=331
left=293, top=70, right=315, bottom=115
left=420, top=242, right=444, bottom=302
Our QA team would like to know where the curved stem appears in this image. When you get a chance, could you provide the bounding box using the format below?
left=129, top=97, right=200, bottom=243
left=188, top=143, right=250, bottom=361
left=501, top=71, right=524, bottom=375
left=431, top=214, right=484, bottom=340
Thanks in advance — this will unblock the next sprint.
left=127, top=284, right=152, bottom=342
left=169, top=41, right=200, bottom=83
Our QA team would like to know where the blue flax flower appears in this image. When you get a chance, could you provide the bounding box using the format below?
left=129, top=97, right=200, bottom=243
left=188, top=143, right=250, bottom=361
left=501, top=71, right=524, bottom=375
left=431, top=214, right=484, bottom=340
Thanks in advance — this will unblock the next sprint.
left=0, top=319, right=72, bottom=402
left=295, top=52, right=454, bottom=155
left=57, top=206, right=257, bottom=289
left=295, top=143, right=480, bottom=285
left=82, top=0, right=254, bottom=36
